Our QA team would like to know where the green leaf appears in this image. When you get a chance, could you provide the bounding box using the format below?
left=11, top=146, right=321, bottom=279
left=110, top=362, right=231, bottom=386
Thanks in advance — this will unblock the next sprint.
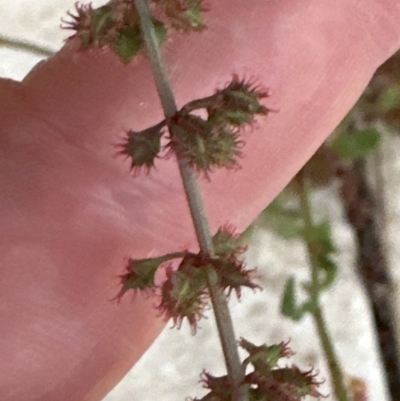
left=330, top=128, right=381, bottom=160
left=379, top=85, right=400, bottom=111
left=113, top=25, right=143, bottom=64
left=115, top=252, right=184, bottom=300
left=212, top=227, right=240, bottom=257
left=184, top=9, right=204, bottom=28
left=262, top=199, right=303, bottom=240
left=152, top=18, right=168, bottom=45
left=112, top=19, right=167, bottom=64
left=302, top=220, right=335, bottom=253
left=240, top=338, right=290, bottom=371
left=316, top=253, right=338, bottom=289
left=280, top=277, right=307, bottom=321
left=91, top=5, right=114, bottom=37
left=120, top=124, right=164, bottom=174
left=301, top=220, right=338, bottom=290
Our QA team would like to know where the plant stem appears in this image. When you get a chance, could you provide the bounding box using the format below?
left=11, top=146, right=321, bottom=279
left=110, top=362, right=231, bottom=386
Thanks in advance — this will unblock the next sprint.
left=314, top=305, right=350, bottom=401
left=134, top=1, right=247, bottom=400
left=299, top=171, right=350, bottom=401
left=0, top=35, right=55, bottom=57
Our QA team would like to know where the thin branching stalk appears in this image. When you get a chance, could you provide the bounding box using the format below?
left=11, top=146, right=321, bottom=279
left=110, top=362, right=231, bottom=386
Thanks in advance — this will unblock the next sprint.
left=134, top=1, right=247, bottom=400
left=0, top=35, right=55, bottom=57
left=299, top=171, right=350, bottom=401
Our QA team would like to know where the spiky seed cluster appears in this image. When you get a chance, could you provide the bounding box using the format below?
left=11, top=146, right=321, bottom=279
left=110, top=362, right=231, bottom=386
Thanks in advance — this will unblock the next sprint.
left=117, top=76, right=270, bottom=176
left=63, top=2, right=138, bottom=48
left=208, top=75, right=270, bottom=127
left=246, top=368, right=324, bottom=401
left=63, top=0, right=207, bottom=63
left=191, top=339, right=324, bottom=401
left=207, top=257, right=259, bottom=298
left=167, top=76, right=270, bottom=174
left=116, top=226, right=258, bottom=332
left=156, top=232, right=258, bottom=331
left=62, top=2, right=94, bottom=45
left=114, top=252, right=185, bottom=301
left=167, top=113, right=242, bottom=175
left=240, top=338, right=295, bottom=371
left=153, top=0, right=208, bottom=32
left=62, top=1, right=166, bottom=63
left=197, top=371, right=232, bottom=400
left=213, top=225, right=246, bottom=258
left=210, top=225, right=259, bottom=298
left=266, top=366, right=324, bottom=399
left=113, top=258, right=158, bottom=302
left=117, top=125, right=164, bottom=175
left=158, top=254, right=209, bottom=334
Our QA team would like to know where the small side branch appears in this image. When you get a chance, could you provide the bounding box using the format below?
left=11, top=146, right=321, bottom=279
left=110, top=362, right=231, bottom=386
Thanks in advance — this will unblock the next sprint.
left=0, top=35, right=55, bottom=57
left=299, top=171, right=350, bottom=401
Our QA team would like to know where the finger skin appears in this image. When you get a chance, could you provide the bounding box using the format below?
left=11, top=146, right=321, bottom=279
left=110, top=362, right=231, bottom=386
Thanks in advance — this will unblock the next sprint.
left=1, top=1, right=400, bottom=400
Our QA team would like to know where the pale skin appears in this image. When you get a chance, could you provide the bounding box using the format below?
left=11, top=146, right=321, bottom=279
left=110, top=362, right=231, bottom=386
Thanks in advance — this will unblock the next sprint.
left=1, top=1, right=400, bottom=400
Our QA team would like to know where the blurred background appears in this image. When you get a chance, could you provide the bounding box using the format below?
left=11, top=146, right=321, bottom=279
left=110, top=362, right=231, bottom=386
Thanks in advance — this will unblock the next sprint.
left=2, top=1, right=400, bottom=400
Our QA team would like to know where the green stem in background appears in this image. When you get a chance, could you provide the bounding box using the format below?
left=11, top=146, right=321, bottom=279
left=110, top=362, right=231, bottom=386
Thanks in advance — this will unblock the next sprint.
left=299, top=171, right=350, bottom=401
left=0, top=35, right=55, bottom=57
left=134, top=1, right=247, bottom=400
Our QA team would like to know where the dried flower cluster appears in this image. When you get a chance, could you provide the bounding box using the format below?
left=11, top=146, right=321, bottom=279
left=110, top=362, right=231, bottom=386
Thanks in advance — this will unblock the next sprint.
left=189, top=339, right=324, bottom=401
left=62, top=0, right=207, bottom=62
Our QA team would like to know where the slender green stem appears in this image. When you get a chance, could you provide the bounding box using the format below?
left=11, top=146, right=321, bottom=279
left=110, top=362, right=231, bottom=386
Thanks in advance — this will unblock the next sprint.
left=313, top=305, right=350, bottom=401
left=0, top=35, right=55, bottom=57
left=134, top=1, right=247, bottom=400
left=299, top=171, right=350, bottom=401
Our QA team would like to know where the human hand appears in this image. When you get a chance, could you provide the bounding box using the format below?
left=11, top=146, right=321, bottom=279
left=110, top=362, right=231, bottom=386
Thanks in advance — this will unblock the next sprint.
left=1, top=1, right=399, bottom=400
